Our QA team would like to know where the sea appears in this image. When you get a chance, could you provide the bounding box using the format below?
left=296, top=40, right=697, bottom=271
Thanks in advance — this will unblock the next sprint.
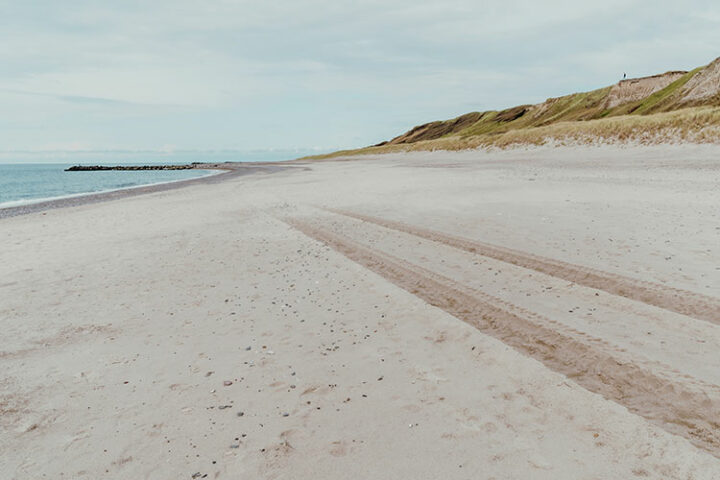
left=0, top=149, right=316, bottom=207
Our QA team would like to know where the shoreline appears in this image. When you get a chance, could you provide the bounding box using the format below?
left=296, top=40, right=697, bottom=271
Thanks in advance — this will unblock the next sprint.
left=0, top=169, right=221, bottom=210
left=0, top=162, right=291, bottom=219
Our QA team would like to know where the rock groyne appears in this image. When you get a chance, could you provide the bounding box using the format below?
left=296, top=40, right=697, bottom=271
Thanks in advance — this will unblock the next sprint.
left=65, top=165, right=195, bottom=171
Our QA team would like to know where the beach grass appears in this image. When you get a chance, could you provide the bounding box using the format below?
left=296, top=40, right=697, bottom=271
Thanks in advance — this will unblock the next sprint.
left=301, top=106, right=720, bottom=160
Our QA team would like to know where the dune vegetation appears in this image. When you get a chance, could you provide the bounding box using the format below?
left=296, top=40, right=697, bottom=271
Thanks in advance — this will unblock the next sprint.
left=304, top=57, right=720, bottom=160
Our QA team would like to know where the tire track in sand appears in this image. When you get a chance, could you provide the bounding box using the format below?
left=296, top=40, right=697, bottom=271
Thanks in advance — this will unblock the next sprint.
left=284, top=216, right=720, bottom=457
left=324, top=208, right=720, bottom=325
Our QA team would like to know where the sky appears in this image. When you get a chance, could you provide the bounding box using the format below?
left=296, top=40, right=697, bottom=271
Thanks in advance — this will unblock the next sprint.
left=1, top=0, right=719, bottom=156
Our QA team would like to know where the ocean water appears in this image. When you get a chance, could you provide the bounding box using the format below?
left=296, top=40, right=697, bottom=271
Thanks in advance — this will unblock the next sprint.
left=0, top=149, right=323, bottom=207
left=0, top=163, right=215, bottom=207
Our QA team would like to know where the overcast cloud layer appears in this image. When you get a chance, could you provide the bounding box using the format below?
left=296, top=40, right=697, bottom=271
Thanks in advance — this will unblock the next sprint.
left=1, top=0, right=719, bottom=153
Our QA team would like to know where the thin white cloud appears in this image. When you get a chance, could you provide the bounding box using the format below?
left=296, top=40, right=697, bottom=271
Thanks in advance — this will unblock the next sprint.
left=1, top=0, right=718, bottom=151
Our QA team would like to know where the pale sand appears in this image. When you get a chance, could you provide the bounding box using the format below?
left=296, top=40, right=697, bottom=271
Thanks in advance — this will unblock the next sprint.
left=2, top=145, right=720, bottom=479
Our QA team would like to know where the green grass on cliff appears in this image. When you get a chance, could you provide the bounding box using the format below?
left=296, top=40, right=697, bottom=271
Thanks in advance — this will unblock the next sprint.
left=301, top=58, right=720, bottom=161
left=629, top=68, right=703, bottom=115
left=300, top=106, right=720, bottom=161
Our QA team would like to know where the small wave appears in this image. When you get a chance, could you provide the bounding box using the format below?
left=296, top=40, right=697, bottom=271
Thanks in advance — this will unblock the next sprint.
left=0, top=169, right=220, bottom=210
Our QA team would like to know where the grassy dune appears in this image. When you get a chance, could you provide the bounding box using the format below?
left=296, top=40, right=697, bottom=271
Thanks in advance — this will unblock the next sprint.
left=303, top=57, right=720, bottom=160
left=304, top=106, right=720, bottom=160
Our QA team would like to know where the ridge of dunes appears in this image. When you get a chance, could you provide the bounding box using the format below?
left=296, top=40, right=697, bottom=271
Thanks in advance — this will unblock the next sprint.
left=306, top=56, right=720, bottom=159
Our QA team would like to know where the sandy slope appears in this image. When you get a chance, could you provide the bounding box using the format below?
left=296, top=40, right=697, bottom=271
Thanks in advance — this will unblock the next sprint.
left=1, top=145, right=719, bottom=479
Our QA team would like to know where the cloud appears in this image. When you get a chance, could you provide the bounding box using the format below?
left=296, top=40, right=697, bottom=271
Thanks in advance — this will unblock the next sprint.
left=1, top=0, right=719, bottom=151
left=0, top=88, right=170, bottom=107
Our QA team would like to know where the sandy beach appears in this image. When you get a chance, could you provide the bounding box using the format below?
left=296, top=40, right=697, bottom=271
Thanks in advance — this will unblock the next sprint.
left=2, top=145, right=720, bottom=479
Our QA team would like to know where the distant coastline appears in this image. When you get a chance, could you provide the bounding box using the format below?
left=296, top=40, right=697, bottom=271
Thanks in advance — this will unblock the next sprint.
left=0, top=162, right=290, bottom=219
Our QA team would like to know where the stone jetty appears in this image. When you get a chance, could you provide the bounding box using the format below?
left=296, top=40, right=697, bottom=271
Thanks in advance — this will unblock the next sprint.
left=65, top=165, right=195, bottom=171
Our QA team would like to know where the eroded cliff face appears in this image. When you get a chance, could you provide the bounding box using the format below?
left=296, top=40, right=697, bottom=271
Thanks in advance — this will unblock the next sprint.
left=379, top=56, right=720, bottom=147
left=604, top=71, right=687, bottom=109
left=681, top=57, right=720, bottom=103
left=385, top=112, right=483, bottom=145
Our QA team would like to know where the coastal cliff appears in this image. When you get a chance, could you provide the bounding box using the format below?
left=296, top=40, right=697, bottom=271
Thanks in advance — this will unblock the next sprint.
left=306, top=56, right=720, bottom=159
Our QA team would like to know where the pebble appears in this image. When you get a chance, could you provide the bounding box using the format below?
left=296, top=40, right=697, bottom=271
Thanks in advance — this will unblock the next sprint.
left=237, top=411, right=244, bottom=417
left=223, top=381, right=233, bottom=386
left=282, top=412, right=289, bottom=417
